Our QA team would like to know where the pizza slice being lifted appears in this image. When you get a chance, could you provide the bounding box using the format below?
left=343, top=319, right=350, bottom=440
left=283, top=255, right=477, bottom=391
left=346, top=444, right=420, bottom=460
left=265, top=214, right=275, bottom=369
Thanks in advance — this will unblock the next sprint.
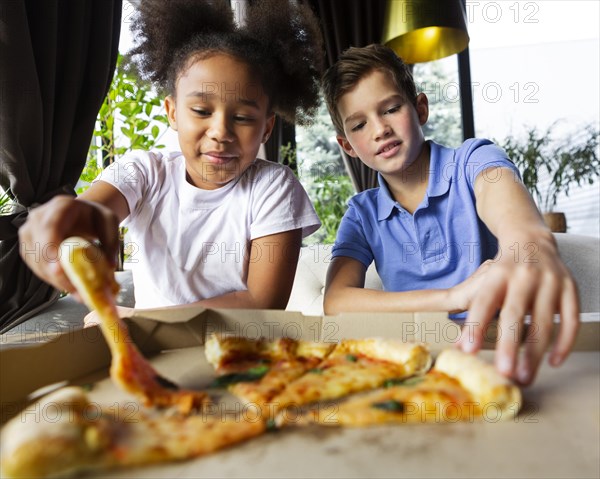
left=297, top=348, right=522, bottom=426
left=59, top=237, right=209, bottom=414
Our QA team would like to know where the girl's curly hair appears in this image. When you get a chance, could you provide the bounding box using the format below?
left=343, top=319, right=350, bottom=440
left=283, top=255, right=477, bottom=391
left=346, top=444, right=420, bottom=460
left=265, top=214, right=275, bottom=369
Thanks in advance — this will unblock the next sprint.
left=130, top=0, right=324, bottom=125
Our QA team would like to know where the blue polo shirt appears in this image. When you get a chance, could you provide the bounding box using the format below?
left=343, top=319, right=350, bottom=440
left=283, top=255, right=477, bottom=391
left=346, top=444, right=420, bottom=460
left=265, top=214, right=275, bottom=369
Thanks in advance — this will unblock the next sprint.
left=332, top=139, right=520, bottom=294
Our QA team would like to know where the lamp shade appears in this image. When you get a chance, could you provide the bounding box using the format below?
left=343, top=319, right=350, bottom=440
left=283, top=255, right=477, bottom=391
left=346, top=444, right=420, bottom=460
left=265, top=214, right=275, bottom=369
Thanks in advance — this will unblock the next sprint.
left=382, top=0, right=469, bottom=64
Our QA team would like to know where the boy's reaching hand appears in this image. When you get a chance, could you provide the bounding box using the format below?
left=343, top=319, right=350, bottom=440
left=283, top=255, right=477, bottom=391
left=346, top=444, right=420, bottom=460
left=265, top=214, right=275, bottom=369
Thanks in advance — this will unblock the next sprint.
left=458, top=234, right=580, bottom=385
left=448, top=260, right=494, bottom=313
left=18, top=195, right=121, bottom=298
left=461, top=167, right=580, bottom=385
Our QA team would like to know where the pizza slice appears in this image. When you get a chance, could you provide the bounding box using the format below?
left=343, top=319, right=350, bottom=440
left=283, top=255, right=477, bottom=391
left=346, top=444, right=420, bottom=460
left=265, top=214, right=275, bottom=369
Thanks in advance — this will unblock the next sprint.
left=271, top=338, right=432, bottom=416
left=60, top=237, right=209, bottom=414
left=299, top=348, right=522, bottom=426
left=205, top=334, right=335, bottom=413
left=0, top=387, right=264, bottom=479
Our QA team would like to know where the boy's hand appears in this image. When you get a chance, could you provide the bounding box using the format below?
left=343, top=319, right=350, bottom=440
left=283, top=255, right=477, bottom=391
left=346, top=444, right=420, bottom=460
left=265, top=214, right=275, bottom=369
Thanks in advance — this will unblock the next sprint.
left=457, top=233, right=580, bottom=385
left=448, top=260, right=494, bottom=312
left=18, top=195, right=120, bottom=298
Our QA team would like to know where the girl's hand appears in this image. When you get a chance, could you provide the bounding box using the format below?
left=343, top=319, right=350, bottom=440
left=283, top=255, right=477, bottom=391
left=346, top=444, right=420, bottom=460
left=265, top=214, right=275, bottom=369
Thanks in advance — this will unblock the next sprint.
left=18, top=195, right=120, bottom=298
left=458, top=233, right=580, bottom=386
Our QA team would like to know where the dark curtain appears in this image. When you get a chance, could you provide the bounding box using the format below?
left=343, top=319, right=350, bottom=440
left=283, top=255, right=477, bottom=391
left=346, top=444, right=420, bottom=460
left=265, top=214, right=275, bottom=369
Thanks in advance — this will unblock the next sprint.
left=0, top=0, right=122, bottom=332
left=308, top=0, right=387, bottom=192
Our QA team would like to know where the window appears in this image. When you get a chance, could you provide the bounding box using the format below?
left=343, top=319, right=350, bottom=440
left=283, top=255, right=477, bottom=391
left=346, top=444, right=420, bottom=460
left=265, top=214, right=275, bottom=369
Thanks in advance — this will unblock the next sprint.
left=295, top=99, right=354, bottom=244
left=468, top=0, right=600, bottom=237
left=413, top=55, right=463, bottom=148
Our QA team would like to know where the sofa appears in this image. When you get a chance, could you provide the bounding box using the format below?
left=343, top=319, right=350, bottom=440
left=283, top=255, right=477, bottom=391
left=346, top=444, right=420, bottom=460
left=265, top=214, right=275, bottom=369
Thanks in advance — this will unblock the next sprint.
left=286, top=233, right=600, bottom=316
left=1, top=233, right=598, bottom=341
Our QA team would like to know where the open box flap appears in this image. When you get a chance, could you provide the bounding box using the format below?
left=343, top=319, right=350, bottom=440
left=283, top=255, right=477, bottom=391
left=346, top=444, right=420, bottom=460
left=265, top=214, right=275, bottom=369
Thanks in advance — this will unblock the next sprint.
left=0, top=307, right=207, bottom=418
left=0, top=327, right=110, bottom=419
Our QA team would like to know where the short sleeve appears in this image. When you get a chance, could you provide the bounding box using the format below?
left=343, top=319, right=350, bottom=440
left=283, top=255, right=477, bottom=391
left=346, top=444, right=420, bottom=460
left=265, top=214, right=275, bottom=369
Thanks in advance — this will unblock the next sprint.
left=93, top=152, right=158, bottom=224
left=249, top=163, right=321, bottom=240
left=331, top=202, right=374, bottom=268
left=462, top=139, right=521, bottom=187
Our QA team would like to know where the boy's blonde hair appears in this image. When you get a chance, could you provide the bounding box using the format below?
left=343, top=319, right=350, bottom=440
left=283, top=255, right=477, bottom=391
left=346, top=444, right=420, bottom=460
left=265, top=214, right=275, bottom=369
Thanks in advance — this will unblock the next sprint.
left=322, top=44, right=418, bottom=135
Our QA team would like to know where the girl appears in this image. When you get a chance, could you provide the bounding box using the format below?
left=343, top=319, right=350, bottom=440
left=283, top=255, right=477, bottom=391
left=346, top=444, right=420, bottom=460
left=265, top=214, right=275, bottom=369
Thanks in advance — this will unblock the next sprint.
left=19, top=0, right=324, bottom=317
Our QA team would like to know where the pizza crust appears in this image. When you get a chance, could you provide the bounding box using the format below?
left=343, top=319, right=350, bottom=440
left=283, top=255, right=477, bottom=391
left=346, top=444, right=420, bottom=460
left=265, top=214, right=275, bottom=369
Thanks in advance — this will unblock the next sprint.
left=433, top=349, right=522, bottom=418
left=1, top=387, right=102, bottom=478
left=332, top=339, right=432, bottom=374
left=59, top=237, right=120, bottom=309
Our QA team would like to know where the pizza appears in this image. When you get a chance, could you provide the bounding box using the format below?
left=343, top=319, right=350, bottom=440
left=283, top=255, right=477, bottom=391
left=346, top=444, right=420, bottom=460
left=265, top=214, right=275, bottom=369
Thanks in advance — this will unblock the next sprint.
left=205, top=334, right=335, bottom=414
left=59, top=237, right=209, bottom=414
left=0, top=339, right=522, bottom=478
left=269, top=338, right=432, bottom=414
left=0, top=387, right=264, bottom=479
left=294, top=348, right=522, bottom=426
left=0, top=243, right=523, bottom=478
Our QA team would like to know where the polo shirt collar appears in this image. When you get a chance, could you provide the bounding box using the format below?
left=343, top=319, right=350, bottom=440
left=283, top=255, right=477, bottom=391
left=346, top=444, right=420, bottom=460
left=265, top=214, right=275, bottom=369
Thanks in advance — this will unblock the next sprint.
left=427, top=140, right=453, bottom=198
left=376, top=174, right=397, bottom=220
left=376, top=140, right=452, bottom=221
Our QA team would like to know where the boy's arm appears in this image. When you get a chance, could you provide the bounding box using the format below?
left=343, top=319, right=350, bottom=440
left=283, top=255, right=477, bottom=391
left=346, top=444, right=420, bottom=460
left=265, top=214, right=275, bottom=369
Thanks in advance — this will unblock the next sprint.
left=460, top=167, right=580, bottom=385
left=323, top=256, right=488, bottom=315
left=19, top=182, right=129, bottom=297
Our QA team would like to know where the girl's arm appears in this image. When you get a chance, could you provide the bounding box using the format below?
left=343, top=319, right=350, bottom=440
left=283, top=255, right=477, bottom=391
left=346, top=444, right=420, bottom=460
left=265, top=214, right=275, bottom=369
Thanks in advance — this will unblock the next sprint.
left=460, top=167, right=580, bottom=385
left=197, top=229, right=303, bottom=310
left=19, top=182, right=129, bottom=296
left=84, top=228, right=305, bottom=326
left=323, top=256, right=489, bottom=316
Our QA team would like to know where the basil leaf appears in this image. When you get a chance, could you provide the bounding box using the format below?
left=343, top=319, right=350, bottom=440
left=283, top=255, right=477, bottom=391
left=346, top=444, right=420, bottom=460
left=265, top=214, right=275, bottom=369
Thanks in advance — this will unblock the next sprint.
left=308, top=368, right=324, bottom=374
left=212, top=365, right=270, bottom=387
left=372, top=400, right=405, bottom=413
left=346, top=354, right=358, bottom=362
left=266, top=418, right=277, bottom=431
left=383, top=376, right=424, bottom=388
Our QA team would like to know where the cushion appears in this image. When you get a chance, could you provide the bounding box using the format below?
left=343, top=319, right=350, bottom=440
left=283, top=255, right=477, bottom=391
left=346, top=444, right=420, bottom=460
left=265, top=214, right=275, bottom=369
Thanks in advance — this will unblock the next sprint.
left=286, top=234, right=600, bottom=315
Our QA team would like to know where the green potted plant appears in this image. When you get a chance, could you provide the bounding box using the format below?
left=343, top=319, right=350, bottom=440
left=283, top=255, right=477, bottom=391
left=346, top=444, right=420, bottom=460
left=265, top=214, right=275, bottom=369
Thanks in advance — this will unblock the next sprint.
left=80, top=53, right=169, bottom=193
left=279, top=142, right=355, bottom=245
left=0, top=190, right=12, bottom=215
left=79, top=53, right=169, bottom=269
left=497, top=123, right=599, bottom=232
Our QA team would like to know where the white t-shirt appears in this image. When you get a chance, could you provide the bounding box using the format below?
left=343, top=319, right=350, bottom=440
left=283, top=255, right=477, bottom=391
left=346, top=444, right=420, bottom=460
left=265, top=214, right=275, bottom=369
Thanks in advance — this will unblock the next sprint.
left=96, top=151, right=321, bottom=308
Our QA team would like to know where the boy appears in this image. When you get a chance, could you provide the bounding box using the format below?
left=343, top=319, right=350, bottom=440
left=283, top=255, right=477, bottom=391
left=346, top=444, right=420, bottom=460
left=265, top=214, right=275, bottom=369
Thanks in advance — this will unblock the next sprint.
left=322, top=44, right=579, bottom=385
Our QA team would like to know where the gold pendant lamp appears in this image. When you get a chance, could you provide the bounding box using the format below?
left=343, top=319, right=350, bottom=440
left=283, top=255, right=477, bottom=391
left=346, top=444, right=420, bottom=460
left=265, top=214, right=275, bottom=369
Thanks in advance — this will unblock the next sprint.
left=382, top=0, right=469, bottom=64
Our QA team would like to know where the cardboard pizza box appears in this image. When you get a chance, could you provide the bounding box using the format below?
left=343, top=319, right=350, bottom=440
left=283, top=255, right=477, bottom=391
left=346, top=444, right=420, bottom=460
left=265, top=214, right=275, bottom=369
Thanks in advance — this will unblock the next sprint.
left=1, top=308, right=598, bottom=414
left=1, top=308, right=599, bottom=478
